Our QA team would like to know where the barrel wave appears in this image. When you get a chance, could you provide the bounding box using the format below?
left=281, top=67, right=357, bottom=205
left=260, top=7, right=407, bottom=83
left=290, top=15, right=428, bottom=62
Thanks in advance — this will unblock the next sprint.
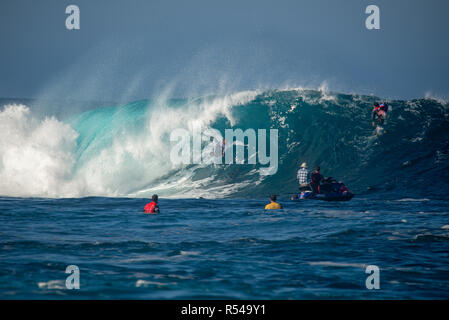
left=1, top=89, right=448, bottom=198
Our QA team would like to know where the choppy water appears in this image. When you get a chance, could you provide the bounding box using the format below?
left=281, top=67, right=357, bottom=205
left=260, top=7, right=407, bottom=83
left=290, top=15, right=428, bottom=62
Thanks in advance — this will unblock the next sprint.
left=1, top=195, right=449, bottom=299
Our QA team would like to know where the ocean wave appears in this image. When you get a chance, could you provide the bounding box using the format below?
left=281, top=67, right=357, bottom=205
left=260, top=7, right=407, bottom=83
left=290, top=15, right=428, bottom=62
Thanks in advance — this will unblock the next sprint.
left=37, top=280, right=66, bottom=290
left=411, top=233, right=449, bottom=242
left=1, top=89, right=448, bottom=198
left=395, top=198, right=430, bottom=202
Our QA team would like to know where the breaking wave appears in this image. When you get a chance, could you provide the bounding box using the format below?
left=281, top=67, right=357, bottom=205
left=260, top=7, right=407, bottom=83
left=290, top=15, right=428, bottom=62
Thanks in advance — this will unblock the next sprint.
left=1, top=89, right=448, bottom=198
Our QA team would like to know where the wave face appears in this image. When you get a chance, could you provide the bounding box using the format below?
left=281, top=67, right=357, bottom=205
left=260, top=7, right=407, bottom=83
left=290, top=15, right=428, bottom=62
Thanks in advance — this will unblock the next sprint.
left=1, top=89, right=448, bottom=198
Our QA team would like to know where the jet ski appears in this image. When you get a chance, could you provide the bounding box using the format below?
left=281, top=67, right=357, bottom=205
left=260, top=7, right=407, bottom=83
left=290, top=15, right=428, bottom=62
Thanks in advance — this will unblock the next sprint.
left=292, top=178, right=354, bottom=202
left=298, top=190, right=354, bottom=201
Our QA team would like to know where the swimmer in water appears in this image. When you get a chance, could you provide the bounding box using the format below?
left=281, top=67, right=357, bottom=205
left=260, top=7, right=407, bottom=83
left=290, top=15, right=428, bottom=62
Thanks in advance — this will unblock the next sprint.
left=265, top=194, right=283, bottom=210
left=144, top=194, right=160, bottom=214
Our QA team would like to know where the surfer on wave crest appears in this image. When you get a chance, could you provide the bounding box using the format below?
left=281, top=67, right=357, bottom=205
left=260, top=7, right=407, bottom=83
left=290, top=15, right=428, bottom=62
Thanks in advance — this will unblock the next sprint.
left=372, top=102, right=389, bottom=127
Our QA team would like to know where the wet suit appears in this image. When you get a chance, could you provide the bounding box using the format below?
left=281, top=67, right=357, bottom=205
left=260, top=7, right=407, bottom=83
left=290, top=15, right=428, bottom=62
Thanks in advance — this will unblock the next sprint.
left=310, top=171, right=323, bottom=194
left=144, top=201, right=159, bottom=214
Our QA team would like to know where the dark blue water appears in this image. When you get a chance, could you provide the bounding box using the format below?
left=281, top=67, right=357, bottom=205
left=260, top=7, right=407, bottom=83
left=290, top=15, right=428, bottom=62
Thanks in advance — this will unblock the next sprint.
left=1, top=90, right=449, bottom=299
left=1, top=195, right=449, bottom=299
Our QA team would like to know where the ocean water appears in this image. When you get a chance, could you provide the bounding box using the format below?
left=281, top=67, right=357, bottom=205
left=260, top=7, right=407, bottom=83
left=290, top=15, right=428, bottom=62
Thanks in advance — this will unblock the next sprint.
left=1, top=89, right=449, bottom=299
left=1, top=195, right=449, bottom=299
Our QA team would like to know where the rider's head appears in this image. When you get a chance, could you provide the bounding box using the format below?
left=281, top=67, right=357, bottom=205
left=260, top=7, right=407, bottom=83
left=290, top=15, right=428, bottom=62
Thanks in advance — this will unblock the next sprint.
left=270, top=194, right=277, bottom=202
left=152, top=194, right=158, bottom=203
left=315, top=166, right=320, bottom=172
left=374, top=102, right=379, bottom=107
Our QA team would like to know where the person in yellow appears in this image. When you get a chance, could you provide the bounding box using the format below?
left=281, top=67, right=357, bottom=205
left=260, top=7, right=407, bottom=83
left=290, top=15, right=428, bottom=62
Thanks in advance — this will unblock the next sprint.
left=265, top=194, right=283, bottom=210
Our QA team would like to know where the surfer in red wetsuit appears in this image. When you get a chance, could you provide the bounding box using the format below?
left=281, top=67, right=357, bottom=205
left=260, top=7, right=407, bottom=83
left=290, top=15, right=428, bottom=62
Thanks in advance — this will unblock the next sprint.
left=144, top=194, right=160, bottom=214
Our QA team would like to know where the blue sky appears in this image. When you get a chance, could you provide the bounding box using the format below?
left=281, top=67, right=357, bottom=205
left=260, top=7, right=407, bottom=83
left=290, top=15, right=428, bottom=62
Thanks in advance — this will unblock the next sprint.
left=1, top=0, right=448, bottom=101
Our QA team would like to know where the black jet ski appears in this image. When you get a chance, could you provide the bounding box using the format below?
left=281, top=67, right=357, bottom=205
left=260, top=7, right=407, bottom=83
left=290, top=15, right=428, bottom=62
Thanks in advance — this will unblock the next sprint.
left=292, top=178, right=354, bottom=202
left=300, top=191, right=354, bottom=201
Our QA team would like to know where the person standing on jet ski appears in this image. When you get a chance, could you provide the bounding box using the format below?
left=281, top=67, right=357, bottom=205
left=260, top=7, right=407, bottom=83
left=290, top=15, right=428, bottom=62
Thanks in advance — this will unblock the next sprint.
left=310, top=166, right=323, bottom=194
left=372, top=102, right=389, bottom=126
left=297, top=162, right=310, bottom=191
